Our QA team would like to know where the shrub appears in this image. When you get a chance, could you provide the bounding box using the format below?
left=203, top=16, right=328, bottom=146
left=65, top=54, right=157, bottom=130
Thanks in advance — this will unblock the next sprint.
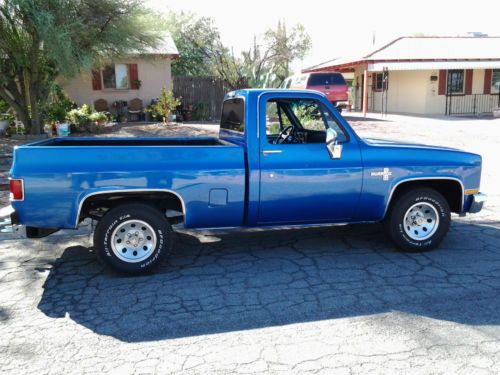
left=0, top=113, right=14, bottom=122
left=146, top=88, right=181, bottom=123
left=44, top=84, right=75, bottom=123
left=0, top=99, right=9, bottom=114
left=66, top=105, right=91, bottom=126
left=89, top=111, right=108, bottom=123
left=192, top=102, right=210, bottom=121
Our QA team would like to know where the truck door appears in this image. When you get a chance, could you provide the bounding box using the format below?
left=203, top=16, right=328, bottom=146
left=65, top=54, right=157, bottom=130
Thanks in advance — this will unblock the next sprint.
left=257, top=93, right=363, bottom=224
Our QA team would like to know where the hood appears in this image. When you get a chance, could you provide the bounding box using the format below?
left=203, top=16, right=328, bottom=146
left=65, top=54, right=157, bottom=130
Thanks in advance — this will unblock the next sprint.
left=361, top=137, right=462, bottom=152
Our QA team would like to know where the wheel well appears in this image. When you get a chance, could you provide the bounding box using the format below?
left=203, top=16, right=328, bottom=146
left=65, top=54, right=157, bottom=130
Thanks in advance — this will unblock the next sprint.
left=78, top=191, right=184, bottom=224
left=387, top=179, right=463, bottom=215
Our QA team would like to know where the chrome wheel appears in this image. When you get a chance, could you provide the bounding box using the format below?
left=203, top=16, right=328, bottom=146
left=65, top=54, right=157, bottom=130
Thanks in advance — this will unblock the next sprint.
left=403, top=202, right=439, bottom=241
left=110, top=220, right=157, bottom=263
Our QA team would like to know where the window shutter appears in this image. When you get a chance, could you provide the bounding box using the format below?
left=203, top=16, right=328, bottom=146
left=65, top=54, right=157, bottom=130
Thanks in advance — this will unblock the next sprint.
left=92, top=70, right=102, bottom=90
left=484, top=69, right=492, bottom=94
left=371, top=73, right=377, bottom=91
left=129, top=64, right=139, bottom=89
left=464, top=69, right=473, bottom=95
left=438, top=70, right=447, bottom=95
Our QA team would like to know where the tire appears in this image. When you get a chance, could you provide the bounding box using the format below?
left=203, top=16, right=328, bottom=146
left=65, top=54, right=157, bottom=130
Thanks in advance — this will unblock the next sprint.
left=384, top=188, right=450, bottom=252
left=93, top=203, right=173, bottom=275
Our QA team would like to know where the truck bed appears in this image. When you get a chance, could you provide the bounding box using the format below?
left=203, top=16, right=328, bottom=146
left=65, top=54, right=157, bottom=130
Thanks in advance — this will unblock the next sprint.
left=10, top=137, right=246, bottom=229
left=31, top=137, right=227, bottom=147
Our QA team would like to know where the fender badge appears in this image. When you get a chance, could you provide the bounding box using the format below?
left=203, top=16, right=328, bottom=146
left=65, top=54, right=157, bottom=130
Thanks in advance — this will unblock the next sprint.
left=371, top=168, right=393, bottom=181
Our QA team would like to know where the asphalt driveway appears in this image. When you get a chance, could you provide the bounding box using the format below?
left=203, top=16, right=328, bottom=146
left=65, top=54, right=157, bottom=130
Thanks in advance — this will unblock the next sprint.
left=0, top=115, right=499, bottom=374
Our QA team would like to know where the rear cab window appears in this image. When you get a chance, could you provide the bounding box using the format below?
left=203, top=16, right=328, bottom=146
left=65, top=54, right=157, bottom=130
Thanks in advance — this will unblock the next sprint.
left=220, top=98, right=245, bottom=134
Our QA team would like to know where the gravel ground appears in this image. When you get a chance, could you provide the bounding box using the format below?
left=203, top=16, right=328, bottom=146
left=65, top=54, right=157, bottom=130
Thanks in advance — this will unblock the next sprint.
left=0, top=114, right=499, bottom=374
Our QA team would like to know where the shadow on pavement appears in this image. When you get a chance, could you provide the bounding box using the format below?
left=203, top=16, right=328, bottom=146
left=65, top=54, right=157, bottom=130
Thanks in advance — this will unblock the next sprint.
left=37, top=221, right=500, bottom=342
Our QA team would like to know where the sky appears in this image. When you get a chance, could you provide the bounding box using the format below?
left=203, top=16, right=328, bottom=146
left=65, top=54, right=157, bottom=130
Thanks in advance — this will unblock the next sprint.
left=147, top=0, right=500, bottom=72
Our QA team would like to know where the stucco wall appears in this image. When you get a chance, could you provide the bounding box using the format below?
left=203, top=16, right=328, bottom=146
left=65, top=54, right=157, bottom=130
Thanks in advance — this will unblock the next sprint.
left=352, top=68, right=492, bottom=115
left=59, top=57, right=173, bottom=109
left=472, top=69, right=485, bottom=94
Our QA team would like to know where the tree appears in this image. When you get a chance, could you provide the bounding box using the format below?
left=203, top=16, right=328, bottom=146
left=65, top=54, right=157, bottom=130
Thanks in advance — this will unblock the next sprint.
left=163, top=11, right=219, bottom=77
left=263, top=21, right=311, bottom=84
left=0, top=0, right=159, bottom=134
left=163, top=11, right=248, bottom=89
left=213, top=21, right=312, bottom=89
left=162, top=12, right=311, bottom=90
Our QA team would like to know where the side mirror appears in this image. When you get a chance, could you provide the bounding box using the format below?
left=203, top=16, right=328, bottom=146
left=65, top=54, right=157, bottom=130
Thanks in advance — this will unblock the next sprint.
left=326, top=128, right=342, bottom=159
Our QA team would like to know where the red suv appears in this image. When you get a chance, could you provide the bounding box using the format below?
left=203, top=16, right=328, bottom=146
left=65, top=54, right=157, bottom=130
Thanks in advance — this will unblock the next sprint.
left=281, top=72, right=349, bottom=111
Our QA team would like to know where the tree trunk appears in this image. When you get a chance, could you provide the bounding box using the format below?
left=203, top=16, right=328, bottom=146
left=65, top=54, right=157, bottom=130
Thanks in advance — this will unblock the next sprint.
left=28, top=85, right=41, bottom=135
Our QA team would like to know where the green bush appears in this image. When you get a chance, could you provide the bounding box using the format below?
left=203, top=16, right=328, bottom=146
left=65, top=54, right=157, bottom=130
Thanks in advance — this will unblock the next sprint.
left=88, top=111, right=108, bottom=123
left=66, top=104, right=91, bottom=126
left=0, top=113, right=14, bottom=122
left=44, top=84, right=75, bottom=123
left=146, top=88, right=181, bottom=123
left=0, top=99, right=9, bottom=114
left=192, top=102, right=210, bottom=121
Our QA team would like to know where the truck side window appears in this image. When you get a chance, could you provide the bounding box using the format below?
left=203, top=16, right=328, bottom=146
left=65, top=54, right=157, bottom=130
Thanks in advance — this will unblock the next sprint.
left=265, top=98, right=347, bottom=144
left=221, top=98, right=245, bottom=133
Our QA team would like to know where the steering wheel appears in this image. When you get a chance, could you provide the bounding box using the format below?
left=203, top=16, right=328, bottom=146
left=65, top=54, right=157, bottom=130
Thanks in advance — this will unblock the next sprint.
left=274, top=125, right=294, bottom=144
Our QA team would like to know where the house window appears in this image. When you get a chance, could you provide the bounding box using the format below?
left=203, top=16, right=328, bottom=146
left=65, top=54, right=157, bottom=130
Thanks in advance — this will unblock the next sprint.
left=447, top=70, right=464, bottom=94
left=492, top=69, right=500, bottom=93
left=102, top=64, right=129, bottom=89
left=374, top=73, right=383, bottom=91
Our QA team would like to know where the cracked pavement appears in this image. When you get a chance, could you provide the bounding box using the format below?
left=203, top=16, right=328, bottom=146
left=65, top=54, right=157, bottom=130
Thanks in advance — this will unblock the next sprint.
left=1, top=115, right=499, bottom=374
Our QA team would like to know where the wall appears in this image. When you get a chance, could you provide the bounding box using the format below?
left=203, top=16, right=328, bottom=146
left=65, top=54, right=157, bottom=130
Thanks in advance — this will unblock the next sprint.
left=60, top=56, right=172, bottom=109
left=352, top=68, right=492, bottom=115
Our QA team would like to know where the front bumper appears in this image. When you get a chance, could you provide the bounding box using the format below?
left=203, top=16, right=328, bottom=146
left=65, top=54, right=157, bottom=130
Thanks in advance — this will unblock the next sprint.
left=468, top=193, right=487, bottom=213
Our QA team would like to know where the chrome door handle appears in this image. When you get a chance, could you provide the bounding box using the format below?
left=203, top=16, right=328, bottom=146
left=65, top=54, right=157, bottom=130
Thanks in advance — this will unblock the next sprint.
left=262, top=150, right=283, bottom=156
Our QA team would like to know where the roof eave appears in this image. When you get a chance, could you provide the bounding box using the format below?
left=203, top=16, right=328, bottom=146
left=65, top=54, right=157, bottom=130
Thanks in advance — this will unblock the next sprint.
left=304, top=58, right=500, bottom=72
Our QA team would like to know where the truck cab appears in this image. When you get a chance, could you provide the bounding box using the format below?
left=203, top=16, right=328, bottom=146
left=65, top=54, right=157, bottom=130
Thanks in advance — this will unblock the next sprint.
left=220, top=90, right=362, bottom=225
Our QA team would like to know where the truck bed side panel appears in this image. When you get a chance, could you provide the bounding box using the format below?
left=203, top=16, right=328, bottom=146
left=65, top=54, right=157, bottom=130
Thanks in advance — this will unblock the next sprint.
left=10, top=145, right=246, bottom=229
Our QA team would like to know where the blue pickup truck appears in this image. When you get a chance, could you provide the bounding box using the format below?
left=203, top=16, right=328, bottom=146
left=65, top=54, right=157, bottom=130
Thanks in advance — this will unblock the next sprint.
left=8, top=89, right=486, bottom=274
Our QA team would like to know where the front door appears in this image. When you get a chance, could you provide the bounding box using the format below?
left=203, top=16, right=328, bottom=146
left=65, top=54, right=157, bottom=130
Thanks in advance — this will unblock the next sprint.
left=258, top=93, right=363, bottom=225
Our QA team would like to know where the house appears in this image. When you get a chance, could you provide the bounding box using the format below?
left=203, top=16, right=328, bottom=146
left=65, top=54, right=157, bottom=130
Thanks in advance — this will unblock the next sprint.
left=60, top=33, right=179, bottom=116
left=303, top=37, right=500, bottom=116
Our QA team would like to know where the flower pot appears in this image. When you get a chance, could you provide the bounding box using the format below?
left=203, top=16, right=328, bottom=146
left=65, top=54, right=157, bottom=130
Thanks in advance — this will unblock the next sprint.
left=0, top=120, right=9, bottom=135
left=44, top=124, right=54, bottom=137
left=56, top=122, right=70, bottom=137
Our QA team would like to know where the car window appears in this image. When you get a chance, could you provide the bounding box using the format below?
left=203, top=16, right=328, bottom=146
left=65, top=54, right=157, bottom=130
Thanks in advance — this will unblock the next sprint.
left=266, top=101, right=281, bottom=136
left=308, top=73, right=346, bottom=86
left=221, top=98, right=245, bottom=133
left=265, top=98, right=347, bottom=144
left=288, top=100, right=325, bottom=132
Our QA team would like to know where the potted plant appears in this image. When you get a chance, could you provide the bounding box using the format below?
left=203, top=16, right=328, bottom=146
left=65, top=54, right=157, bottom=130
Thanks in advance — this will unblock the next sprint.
left=89, top=111, right=108, bottom=126
left=133, top=79, right=142, bottom=89
left=66, top=104, right=91, bottom=132
left=146, top=88, right=181, bottom=125
left=44, top=84, right=76, bottom=131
